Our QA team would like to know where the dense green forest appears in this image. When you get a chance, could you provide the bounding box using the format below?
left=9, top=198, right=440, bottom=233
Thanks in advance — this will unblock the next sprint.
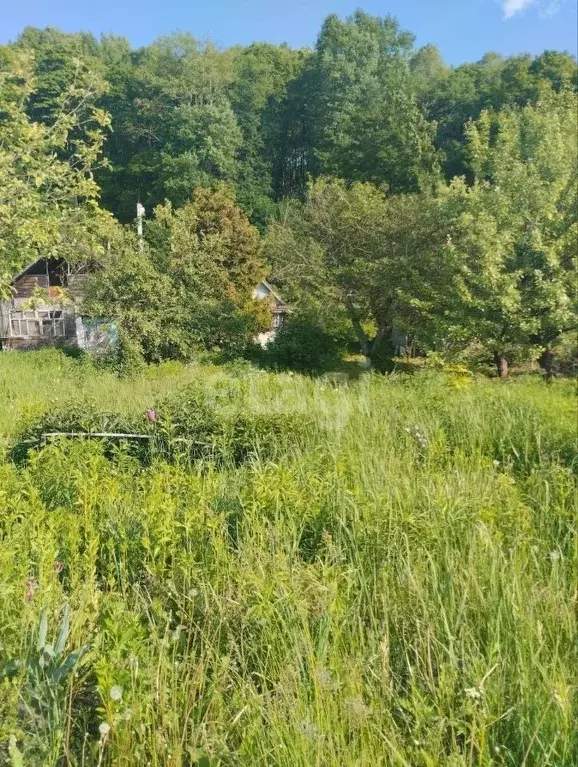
left=1, top=11, right=577, bottom=374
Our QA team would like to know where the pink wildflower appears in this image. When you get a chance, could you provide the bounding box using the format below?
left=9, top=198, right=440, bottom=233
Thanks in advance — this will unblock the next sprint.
left=146, top=409, right=157, bottom=422
left=25, top=578, right=38, bottom=603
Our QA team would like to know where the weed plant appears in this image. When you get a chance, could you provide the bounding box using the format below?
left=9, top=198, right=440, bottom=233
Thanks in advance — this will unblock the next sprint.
left=0, top=351, right=576, bottom=765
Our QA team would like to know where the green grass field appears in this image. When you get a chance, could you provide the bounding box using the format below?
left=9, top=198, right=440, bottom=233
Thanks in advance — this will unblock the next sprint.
left=0, top=350, right=576, bottom=766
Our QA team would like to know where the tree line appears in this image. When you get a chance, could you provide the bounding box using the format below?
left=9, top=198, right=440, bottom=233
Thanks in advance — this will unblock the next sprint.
left=0, top=11, right=576, bottom=375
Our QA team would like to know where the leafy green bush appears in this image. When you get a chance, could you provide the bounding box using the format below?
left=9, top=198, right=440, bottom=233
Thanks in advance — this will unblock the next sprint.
left=153, top=384, right=316, bottom=465
left=260, top=308, right=349, bottom=374
left=9, top=400, right=149, bottom=465
left=10, top=384, right=317, bottom=468
left=548, top=332, right=578, bottom=378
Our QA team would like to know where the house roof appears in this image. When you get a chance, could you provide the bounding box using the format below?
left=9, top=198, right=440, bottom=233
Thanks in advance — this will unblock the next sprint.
left=10, top=260, right=45, bottom=283
left=260, top=280, right=289, bottom=308
left=10, top=264, right=290, bottom=314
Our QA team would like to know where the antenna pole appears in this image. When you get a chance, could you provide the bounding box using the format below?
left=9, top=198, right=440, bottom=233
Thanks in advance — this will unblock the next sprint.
left=136, top=203, right=146, bottom=251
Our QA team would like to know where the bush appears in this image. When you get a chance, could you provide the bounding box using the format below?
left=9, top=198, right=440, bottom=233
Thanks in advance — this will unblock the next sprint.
left=261, top=308, right=349, bottom=374
left=9, top=400, right=151, bottom=465
left=152, top=385, right=316, bottom=465
left=10, top=384, right=318, bottom=468
left=548, top=333, right=578, bottom=378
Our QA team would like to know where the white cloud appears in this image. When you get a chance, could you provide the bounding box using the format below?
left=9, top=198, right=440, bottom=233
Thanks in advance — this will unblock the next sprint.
left=502, top=0, right=563, bottom=18
left=539, top=0, right=562, bottom=17
left=503, top=0, right=537, bottom=19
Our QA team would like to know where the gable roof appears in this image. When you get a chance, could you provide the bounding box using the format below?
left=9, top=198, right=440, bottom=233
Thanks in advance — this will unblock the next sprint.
left=10, top=259, right=46, bottom=284
left=259, top=280, right=289, bottom=307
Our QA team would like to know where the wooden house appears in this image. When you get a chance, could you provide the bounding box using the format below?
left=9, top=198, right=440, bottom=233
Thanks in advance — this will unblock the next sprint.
left=253, top=280, right=290, bottom=347
left=0, top=259, right=84, bottom=350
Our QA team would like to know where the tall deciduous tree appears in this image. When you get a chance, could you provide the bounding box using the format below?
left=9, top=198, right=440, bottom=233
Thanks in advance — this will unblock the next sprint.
left=264, top=178, right=453, bottom=367
left=86, top=186, right=268, bottom=360
left=423, top=50, right=577, bottom=181
left=309, top=11, right=438, bottom=192
left=100, top=33, right=242, bottom=220
left=0, top=47, right=114, bottom=297
left=227, top=42, right=308, bottom=227
left=462, top=92, right=578, bottom=377
left=417, top=93, right=577, bottom=377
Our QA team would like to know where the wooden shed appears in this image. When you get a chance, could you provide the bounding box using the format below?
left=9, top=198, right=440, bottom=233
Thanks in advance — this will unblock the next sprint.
left=0, top=258, right=92, bottom=350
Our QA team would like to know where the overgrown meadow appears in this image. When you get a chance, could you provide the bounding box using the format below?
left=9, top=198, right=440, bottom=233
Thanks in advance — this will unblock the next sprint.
left=0, top=350, right=576, bottom=766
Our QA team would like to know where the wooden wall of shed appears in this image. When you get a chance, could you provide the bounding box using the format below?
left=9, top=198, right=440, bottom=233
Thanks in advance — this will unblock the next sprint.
left=0, top=302, right=10, bottom=339
left=13, top=275, right=49, bottom=298
left=67, top=273, right=89, bottom=299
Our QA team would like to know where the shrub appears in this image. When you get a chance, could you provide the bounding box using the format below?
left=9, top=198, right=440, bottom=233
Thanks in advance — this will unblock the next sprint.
left=153, top=385, right=316, bottom=465
left=9, top=400, right=151, bottom=465
left=262, top=308, right=349, bottom=374
left=548, top=332, right=578, bottom=378
left=10, top=384, right=317, bottom=468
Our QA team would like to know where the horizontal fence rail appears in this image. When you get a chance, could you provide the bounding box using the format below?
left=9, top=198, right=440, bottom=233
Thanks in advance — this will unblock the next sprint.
left=42, top=432, right=151, bottom=440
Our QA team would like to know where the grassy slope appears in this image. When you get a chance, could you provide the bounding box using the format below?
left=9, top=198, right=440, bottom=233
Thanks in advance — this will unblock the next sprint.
left=0, top=350, right=576, bottom=766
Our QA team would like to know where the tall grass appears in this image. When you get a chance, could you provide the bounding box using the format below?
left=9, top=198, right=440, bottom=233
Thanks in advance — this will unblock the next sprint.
left=0, top=351, right=576, bottom=765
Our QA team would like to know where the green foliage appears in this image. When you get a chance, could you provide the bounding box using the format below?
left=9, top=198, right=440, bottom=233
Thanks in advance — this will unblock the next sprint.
left=263, top=307, right=350, bottom=373
left=227, top=42, right=309, bottom=227
left=421, top=93, right=578, bottom=372
left=9, top=379, right=316, bottom=469
left=14, top=26, right=104, bottom=124
left=9, top=399, right=148, bottom=465
left=0, top=47, right=115, bottom=294
left=421, top=50, right=578, bottom=179
left=83, top=186, right=268, bottom=362
left=466, top=92, right=577, bottom=355
left=1, top=605, right=89, bottom=765
left=547, top=332, right=578, bottom=378
left=98, top=33, right=242, bottom=220
left=308, top=11, right=438, bottom=192
left=5, top=17, right=576, bottom=228
left=265, top=179, right=450, bottom=367
left=154, top=384, right=315, bottom=465
left=0, top=352, right=576, bottom=764
left=264, top=89, right=577, bottom=375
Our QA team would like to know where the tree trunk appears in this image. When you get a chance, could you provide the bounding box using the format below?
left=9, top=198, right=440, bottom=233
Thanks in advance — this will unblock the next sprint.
left=342, top=296, right=393, bottom=369
left=494, top=354, right=509, bottom=379
left=370, top=325, right=388, bottom=359
left=539, top=348, right=555, bottom=382
left=344, top=295, right=371, bottom=365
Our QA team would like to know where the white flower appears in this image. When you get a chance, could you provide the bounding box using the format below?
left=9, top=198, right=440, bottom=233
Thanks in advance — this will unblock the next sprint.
left=549, top=549, right=562, bottom=563
left=343, top=696, right=371, bottom=723
left=464, top=686, right=482, bottom=700
left=299, top=720, right=324, bottom=742
left=110, top=685, right=123, bottom=701
left=98, top=722, right=111, bottom=737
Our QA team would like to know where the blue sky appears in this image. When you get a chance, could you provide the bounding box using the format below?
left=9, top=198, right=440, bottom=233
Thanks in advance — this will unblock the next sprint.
left=1, top=0, right=576, bottom=65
